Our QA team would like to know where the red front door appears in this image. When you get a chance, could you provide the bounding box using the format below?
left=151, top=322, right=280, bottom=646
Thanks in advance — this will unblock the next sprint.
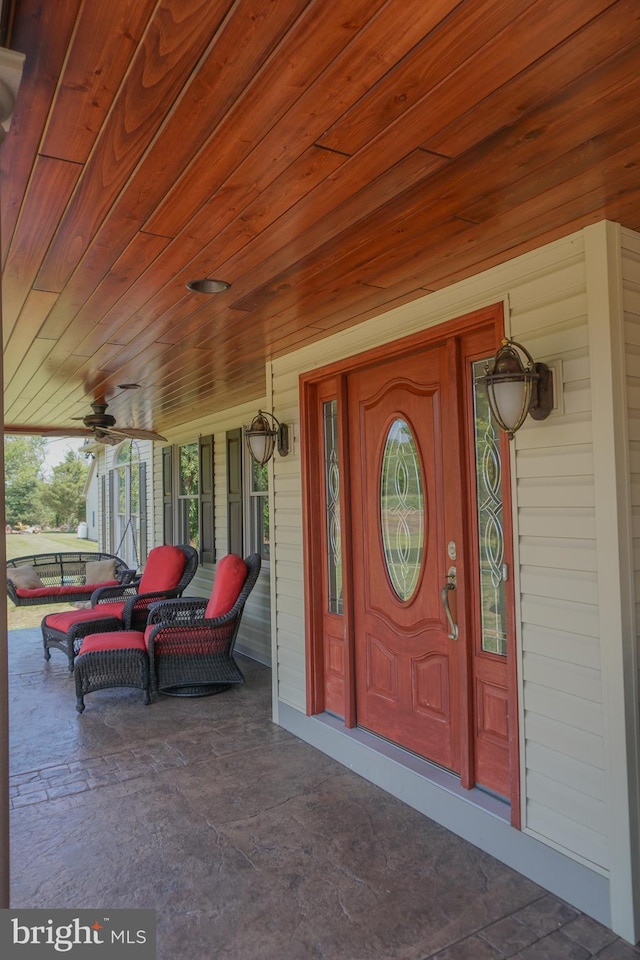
left=348, top=343, right=465, bottom=771
left=303, top=305, right=518, bottom=812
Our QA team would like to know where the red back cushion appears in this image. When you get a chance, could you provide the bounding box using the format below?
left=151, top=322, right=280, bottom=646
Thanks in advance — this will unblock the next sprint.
left=205, top=554, right=248, bottom=619
left=138, top=545, right=187, bottom=593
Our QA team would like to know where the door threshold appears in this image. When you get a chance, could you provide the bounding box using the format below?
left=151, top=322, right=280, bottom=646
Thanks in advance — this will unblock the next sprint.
left=318, top=711, right=511, bottom=822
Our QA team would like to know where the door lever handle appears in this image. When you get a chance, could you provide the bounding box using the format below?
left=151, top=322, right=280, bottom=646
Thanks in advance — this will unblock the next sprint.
left=441, top=568, right=458, bottom=640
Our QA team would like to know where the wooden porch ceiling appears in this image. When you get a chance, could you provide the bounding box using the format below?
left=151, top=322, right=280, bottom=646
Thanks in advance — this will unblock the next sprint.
left=2, top=0, right=640, bottom=438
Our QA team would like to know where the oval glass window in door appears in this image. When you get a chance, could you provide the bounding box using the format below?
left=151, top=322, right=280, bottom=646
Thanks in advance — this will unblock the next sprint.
left=380, top=418, right=425, bottom=601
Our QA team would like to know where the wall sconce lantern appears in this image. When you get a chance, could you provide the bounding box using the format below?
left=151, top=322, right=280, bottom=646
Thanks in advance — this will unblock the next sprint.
left=479, top=338, right=554, bottom=439
left=244, top=410, right=289, bottom=465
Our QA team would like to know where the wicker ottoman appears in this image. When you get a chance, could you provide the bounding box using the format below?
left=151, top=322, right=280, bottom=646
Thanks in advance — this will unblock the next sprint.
left=74, top=631, right=150, bottom=713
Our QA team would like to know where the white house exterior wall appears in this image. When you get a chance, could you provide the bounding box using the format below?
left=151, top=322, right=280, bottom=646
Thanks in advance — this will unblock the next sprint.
left=268, top=221, right=640, bottom=941
left=95, top=440, right=154, bottom=561
left=150, top=399, right=272, bottom=666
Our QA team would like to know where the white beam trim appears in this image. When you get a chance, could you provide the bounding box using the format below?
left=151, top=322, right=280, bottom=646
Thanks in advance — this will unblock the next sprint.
left=585, top=220, right=640, bottom=943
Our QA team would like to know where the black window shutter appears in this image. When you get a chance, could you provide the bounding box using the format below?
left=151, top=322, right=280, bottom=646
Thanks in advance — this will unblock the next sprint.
left=139, top=460, right=148, bottom=564
left=226, top=428, right=243, bottom=556
left=162, top=445, right=173, bottom=545
left=199, top=434, right=215, bottom=564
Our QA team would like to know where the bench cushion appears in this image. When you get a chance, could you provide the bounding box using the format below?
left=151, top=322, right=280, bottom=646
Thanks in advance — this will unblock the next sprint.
left=16, top=580, right=120, bottom=599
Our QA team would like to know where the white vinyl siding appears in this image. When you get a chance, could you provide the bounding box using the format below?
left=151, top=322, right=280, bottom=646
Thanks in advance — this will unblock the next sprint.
left=270, top=227, right=614, bottom=873
left=150, top=398, right=272, bottom=666
left=97, top=440, right=154, bottom=562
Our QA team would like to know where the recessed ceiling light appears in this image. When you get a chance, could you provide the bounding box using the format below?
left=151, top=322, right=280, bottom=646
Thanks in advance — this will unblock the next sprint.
left=186, top=278, right=231, bottom=294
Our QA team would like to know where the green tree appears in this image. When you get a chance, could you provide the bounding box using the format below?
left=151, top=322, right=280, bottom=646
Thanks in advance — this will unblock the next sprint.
left=4, top=435, right=47, bottom=526
left=39, top=451, right=88, bottom=528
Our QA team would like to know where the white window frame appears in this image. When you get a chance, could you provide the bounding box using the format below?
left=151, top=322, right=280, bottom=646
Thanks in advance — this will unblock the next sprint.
left=175, top=441, right=199, bottom=550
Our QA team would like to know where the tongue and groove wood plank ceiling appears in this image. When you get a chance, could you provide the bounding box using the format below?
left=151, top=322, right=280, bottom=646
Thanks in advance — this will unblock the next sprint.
left=1, top=0, right=639, bottom=435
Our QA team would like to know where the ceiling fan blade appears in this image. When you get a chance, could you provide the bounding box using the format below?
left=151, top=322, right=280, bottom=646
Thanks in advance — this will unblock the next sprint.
left=106, top=426, right=168, bottom=442
left=4, top=424, right=93, bottom=438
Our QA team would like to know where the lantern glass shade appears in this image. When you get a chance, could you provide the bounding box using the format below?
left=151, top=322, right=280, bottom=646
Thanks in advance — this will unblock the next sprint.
left=479, top=339, right=550, bottom=439
left=245, top=412, right=277, bottom=466
left=489, top=377, right=531, bottom=436
left=244, top=410, right=291, bottom=464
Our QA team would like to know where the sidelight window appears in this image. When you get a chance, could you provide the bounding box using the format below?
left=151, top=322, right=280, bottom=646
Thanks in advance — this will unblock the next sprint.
left=472, top=359, right=508, bottom=656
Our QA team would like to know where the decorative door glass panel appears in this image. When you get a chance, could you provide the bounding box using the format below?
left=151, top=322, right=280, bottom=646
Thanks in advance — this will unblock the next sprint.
left=380, top=418, right=424, bottom=601
left=473, top=359, right=508, bottom=656
left=323, top=400, right=343, bottom=615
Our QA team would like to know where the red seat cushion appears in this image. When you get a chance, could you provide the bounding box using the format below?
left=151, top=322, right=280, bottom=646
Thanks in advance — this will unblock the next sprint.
left=44, top=602, right=126, bottom=632
left=205, top=554, right=248, bottom=619
left=138, top=545, right=186, bottom=593
left=78, top=631, right=146, bottom=655
left=15, top=581, right=120, bottom=598
left=59, top=580, right=119, bottom=596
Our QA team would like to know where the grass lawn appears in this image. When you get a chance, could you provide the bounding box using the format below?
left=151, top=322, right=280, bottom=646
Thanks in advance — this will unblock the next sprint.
left=5, top=531, right=99, bottom=630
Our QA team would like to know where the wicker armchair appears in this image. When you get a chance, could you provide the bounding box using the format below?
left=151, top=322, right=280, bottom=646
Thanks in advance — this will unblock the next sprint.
left=42, top=544, right=198, bottom=670
left=146, top=553, right=261, bottom=697
left=73, top=553, right=260, bottom=712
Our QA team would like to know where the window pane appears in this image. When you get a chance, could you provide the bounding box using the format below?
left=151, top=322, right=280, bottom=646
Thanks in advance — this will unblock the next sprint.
left=130, top=462, right=140, bottom=515
left=188, top=498, right=199, bottom=550
left=177, top=443, right=199, bottom=549
left=323, top=400, right=342, bottom=615
left=178, top=499, right=199, bottom=550
left=116, top=441, right=139, bottom=465
left=178, top=443, right=199, bottom=496
left=117, top=469, right=126, bottom=514
left=473, top=359, right=508, bottom=656
left=380, top=418, right=424, bottom=602
left=250, top=494, right=270, bottom=560
left=251, top=460, right=268, bottom=493
left=113, top=446, right=142, bottom=569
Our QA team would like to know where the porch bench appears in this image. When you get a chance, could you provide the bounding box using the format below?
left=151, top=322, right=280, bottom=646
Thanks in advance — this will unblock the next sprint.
left=7, top=552, right=137, bottom=606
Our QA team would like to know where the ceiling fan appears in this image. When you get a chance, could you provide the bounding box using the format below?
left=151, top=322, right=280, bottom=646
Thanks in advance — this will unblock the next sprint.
left=71, top=400, right=167, bottom=446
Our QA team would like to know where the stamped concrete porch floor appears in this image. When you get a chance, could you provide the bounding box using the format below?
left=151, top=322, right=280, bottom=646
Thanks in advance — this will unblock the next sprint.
left=8, top=627, right=640, bottom=960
